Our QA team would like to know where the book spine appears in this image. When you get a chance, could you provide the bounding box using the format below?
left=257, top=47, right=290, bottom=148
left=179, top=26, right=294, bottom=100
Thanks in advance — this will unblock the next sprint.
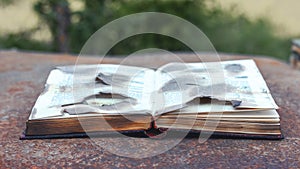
left=143, top=119, right=165, bottom=138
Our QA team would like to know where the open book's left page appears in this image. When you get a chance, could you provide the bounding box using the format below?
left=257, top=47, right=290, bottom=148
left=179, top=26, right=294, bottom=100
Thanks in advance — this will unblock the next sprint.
left=30, top=64, right=156, bottom=120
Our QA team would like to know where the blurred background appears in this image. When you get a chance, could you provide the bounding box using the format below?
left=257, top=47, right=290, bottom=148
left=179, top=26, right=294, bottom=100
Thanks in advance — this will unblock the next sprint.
left=0, top=0, right=299, bottom=60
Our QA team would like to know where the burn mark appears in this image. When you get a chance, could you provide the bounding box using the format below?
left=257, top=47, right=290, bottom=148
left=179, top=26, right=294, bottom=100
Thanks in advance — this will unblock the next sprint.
left=225, top=64, right=245, bottom=73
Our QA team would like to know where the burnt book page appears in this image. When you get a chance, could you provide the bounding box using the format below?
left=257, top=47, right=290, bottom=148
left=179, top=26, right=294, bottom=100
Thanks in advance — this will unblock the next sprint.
left=30, top=64, right=155, bottom=120
left=152, top=60, right=278, bottom=116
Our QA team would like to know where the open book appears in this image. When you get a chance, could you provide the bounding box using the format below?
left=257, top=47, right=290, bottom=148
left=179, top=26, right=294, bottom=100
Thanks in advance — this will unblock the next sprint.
left=22, top=60, right=282, bottom=139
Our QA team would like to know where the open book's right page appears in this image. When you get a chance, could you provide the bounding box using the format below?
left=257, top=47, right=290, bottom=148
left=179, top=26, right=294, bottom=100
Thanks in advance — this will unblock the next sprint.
left=154, top=60, right=278, bottom=116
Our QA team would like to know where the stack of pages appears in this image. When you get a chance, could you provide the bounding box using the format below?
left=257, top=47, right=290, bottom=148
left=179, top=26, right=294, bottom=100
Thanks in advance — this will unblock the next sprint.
left=22, top=60, right=282, bottom=139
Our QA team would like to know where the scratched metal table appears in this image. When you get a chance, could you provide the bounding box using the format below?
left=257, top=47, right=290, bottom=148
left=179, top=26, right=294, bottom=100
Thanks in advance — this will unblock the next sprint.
left=0, top=50, right=300, bottom=168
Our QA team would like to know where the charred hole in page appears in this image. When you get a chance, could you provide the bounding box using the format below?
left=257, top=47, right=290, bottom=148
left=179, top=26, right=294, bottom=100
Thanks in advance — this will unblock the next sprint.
left=196, top=97, right=241, bottom=107
left=95, top=72, right=130, bottom=85
left=225, top=63, right=245, bottom=73
left=62, top=93, right=138, bottom=115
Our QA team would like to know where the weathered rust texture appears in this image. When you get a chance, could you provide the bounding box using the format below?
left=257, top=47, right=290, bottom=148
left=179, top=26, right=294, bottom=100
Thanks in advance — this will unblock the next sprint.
left=0, top=50, right=300, bottom=168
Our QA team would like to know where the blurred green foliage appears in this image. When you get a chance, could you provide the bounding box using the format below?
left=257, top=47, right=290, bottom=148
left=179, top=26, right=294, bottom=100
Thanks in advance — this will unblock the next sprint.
left=0, top=0, right=291, bottom=60
left=0, top=27, right=52, bottom=51
left=0, top=0, right=14, bottom=7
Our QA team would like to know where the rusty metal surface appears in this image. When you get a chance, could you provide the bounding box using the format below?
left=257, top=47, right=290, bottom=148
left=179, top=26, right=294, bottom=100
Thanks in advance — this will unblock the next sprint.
left=0, top=50, right=300, bottom=168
